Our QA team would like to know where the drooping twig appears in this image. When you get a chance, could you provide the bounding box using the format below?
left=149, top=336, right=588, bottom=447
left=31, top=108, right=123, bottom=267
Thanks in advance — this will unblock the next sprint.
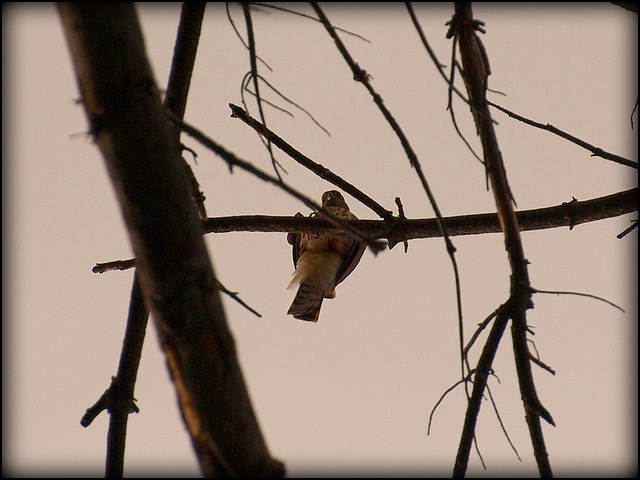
left=250, top=2, right=373, bottom=42
left=225, top=3, right=273, bottom=72
left=241, top=2, right=285, bottom=180
left=241, top=74, right=331, bottom=136
left=532, top=288, right=625, bottom=313
left=405, top=3, right=485, bottom=165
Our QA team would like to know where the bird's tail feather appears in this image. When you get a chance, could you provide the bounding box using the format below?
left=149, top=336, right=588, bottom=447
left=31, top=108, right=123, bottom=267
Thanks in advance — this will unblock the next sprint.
left=287, top=280, right=325, bottom=322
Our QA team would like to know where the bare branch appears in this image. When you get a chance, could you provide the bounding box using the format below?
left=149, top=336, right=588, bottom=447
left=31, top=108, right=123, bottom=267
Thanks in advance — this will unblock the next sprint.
left=241, top=2, right=285, bottom=181
left=57, top=4, right=284, bottom=476
left=532, top=288, right=625, bottom=313
left=229, top=103, right=392, bottom=219
left=452, top=4, right=553, bottom=476
left=168, top=111, right=387, bottom=254
left=489, top=101, right=637, bottom=169
left=311, top=2, right=468, bottom=387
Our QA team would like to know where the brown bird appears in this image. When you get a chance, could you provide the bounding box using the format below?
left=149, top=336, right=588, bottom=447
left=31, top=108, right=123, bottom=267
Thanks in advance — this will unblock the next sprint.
left=287, top=190, right=366, bottom=322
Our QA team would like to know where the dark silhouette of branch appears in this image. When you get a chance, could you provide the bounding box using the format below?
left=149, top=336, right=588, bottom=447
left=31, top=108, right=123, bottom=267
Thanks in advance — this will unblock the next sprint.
left=200, top=188, right=636, bottom=241
left=454, top=304, right=510, bottom=477
left=488, top=101, right=637, bottom=169
left=229, top=103, right=393, bottom=219
left=92, top=187, right=637, bottom=272
left=226, top=3, right=273, bottom=72
left=79, top=4, right=209, bottom=477
left=241, top=73, right=332, bottom=136
left=91, top=257, right=262, bottom=317
left=104, top=277, right=147, bottom=477
left=241, top=2, right=285, bottom=180
left=168, top=111, right=387, bottom=254
left=405, top=2, right=491, bottom=165
left=617, top=220, right=637, bottom=238
left=452, top=4, right=553, bottom=477
left=310, top=3, right=470, bottom=393
left=250, top=2, right=373, bottom=42
left=57, top=3, right=284, bottom=477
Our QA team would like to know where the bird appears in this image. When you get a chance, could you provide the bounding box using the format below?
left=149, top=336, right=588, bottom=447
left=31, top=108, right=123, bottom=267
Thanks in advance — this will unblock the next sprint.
left=286, top=190, right=366, bottom=322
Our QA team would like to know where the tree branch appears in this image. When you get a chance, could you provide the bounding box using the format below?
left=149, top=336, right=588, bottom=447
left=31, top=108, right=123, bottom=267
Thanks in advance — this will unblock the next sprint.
left=488, top=101, right=637, bottom=169
left=93, top=188, right=637, bottom=275
left=200, top=188, right=637, bottom=242
left=229, top=103, right=393, bottom=219
left=57, top=3, right=284, bottom=476
left=169, top=111, right=387, bottom=254
left=453, top=3, right=553, bottom=476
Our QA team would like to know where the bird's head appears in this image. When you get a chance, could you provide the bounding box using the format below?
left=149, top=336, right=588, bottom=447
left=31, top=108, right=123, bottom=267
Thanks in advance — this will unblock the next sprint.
left=322, top=190, right=349, bottom=210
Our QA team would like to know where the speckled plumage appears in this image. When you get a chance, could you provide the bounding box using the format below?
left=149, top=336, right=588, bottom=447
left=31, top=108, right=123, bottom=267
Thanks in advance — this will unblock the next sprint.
left=286, top=191, right=366, bottom=322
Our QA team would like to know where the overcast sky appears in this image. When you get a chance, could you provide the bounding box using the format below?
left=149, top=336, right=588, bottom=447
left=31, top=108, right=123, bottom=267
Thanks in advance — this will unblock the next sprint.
left=5, top=3, right=637, bottom=477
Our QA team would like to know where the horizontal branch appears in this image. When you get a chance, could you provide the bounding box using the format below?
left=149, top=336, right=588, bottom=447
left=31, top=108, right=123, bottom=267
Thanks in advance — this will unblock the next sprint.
left=202, top=188, right=638, bottom=247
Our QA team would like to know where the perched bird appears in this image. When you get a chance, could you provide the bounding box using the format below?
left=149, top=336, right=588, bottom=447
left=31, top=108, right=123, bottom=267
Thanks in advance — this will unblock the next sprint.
left=287, top=190, right=366, bottom=322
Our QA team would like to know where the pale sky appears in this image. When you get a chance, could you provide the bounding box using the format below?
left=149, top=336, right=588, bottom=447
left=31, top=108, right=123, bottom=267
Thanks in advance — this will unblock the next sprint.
left=5, top=3, right=637, bottom=477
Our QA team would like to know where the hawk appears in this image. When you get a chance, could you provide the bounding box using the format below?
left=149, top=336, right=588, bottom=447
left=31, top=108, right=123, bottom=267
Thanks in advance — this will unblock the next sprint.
left=287, top=190, right=366, bottom=322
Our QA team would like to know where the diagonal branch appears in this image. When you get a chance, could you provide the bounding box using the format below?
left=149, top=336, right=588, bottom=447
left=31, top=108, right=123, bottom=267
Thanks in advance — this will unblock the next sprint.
left=168, top=111, right=386, bottom=254
left=310, top=2, right=469, bottom=389
left=488, top=101, right=637, bottom=169
left=229, top=103, right=394, bottom=219
left=57, top=3, right=284, bottom=477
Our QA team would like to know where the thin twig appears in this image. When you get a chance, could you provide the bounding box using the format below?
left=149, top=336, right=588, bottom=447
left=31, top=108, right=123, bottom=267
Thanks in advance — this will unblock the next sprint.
left=532, top=288, right=625, bottom=313
left=168, top=110, right=386, bottom=254
left=453, top=305, right=511, bottom=477
left=486, top=385, right=522, bottom=462
left=488, top=100, right=637, bottom=169
left=229, top=103, right=392, bottom=219
left=242, top=74, right=332, bottom=136
left=249, top=2, right=372, bottom=42
left=311, top=2, right=467, bottom=386
left=225, top=3, right=273, bottom=72
left=92, top=257, right=265, bottom=318
left=617, top=220, right=637, bottom=239
left=242, top=3, right=285, bottom=181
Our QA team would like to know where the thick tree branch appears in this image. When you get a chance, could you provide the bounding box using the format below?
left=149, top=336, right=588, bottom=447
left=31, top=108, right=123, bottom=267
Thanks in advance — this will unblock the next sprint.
left=93, top=188, right=637, bottom=274
left=200, top=188, right=637, bottom=242
left=453, top=3, right=553, bottom=477
left=57, top=3, right=284, bottom=477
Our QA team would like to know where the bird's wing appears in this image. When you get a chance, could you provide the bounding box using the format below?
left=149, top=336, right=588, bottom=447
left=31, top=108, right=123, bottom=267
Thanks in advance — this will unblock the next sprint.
left=287, top=212, right=307, bottom=268
left=333, top=237, right=366, bottom=288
